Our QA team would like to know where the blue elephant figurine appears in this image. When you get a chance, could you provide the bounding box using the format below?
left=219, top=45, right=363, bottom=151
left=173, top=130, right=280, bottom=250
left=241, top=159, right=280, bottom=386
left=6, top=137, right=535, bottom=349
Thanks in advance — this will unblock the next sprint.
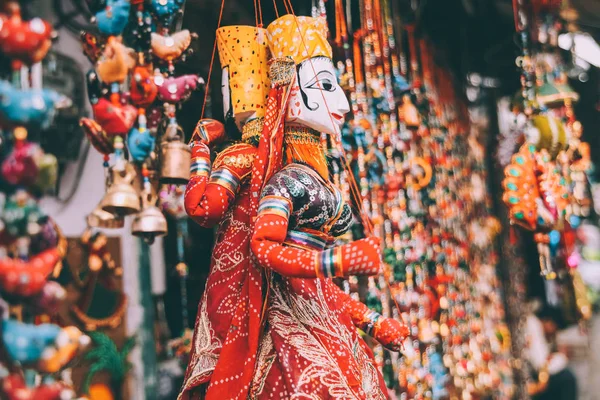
left=0, top=81, right=70, bottom=130
left=95, top=0, right=130, bottom=36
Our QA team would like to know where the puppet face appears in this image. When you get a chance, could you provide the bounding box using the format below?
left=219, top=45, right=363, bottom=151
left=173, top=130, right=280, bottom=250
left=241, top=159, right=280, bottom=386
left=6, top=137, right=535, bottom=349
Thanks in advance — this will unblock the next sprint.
left=286, top=56, right=350, bottom=136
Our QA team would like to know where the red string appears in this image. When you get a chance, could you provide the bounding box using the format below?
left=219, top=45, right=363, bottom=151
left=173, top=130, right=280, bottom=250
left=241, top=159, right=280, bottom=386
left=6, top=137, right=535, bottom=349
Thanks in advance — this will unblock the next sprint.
left=199, top=0, right=226, bottom=123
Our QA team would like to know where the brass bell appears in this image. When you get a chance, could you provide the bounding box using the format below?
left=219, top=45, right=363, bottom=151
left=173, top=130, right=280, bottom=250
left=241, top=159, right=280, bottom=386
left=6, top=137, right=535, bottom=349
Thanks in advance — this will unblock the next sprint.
left=101, top=164, right=141, bottom=216
left=159, top=121, right=191, bottom=184
left=132, top=191, right=167, bottom=244
left=87, top=202, right=125, bottom=229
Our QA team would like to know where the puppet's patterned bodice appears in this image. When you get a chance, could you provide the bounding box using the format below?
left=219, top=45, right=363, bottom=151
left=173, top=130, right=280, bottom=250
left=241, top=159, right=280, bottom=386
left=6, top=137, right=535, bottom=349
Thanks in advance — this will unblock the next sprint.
left=261, top=163, right=353, bottom=240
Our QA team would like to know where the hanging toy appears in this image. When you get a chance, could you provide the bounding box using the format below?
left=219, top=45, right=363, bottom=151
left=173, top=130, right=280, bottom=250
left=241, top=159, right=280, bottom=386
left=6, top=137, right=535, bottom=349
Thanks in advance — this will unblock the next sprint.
left=93, top=0, right=131, bottom=36
left=155, top=74, right=202, bottom=103
left=80, top=117, right=114, bottom=155
left=81, top=31, right=107, bottom=64
left=2, top=320, right=89, bottom=373
left=0, top=248, right=62, bottom=297
left=92, top=97, right=137, bottom=136
left=1, top=134, right=41, bottom=187
left=151, top=30, right=195, bottom=61
left=149, top=0, right=185, bottom=25
left=95, top=37, right=136, bottom=84
left=0, top=3, right=54, bottom=66
left=0, top=81, right=70, bottom=130
left=127, top=110, right=155, bottom=162
left=503, top=144, right=570, bottom=278
left=130, top=65, right=158, bottom=107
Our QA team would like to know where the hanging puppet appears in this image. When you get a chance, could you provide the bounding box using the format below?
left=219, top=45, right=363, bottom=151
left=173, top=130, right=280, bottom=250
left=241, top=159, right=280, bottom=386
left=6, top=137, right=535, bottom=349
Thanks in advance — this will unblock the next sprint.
left=246, top=14, right=408, bottom=399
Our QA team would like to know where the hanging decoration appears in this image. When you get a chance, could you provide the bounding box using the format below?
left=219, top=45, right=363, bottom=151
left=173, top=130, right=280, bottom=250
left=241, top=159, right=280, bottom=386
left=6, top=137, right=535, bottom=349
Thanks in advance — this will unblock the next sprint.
left=501, top=0, right=594, bottom=321
left=0, top=3, right=89, bottom=399
left=82, top=0, right=201, bottom=245
left=333, top=0, right=514, bottom=397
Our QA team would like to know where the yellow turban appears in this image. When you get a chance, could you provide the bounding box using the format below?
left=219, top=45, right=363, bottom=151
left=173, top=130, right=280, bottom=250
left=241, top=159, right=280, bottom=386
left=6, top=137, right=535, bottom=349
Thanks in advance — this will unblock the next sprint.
left=216, top=26, right=270, bottom=117
left=266, top=15, right=332, bottom=65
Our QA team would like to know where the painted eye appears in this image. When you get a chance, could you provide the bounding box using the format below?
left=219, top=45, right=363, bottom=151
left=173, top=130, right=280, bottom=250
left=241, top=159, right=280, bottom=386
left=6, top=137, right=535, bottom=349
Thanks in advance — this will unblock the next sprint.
left=307, top=79, right=335, bottom=92
left=322, top=81, right=334, bottom=91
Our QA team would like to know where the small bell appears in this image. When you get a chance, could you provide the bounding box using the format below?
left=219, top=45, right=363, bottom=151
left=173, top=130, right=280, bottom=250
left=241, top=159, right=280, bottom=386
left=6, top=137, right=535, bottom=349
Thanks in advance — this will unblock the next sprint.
left=101, top=164, right=141, bottom=216
left=87, top=203, right=125, bottom=229
left=132, top=191, right=167, bottom=244
left=159, top=121, right=191, bottom=184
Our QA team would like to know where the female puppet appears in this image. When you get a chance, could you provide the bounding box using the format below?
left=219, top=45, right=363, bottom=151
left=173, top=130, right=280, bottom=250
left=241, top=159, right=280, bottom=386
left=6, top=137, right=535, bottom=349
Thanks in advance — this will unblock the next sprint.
left=180, top=25, right=270, bottom=399
left=245, top=15, right=408, bottom=399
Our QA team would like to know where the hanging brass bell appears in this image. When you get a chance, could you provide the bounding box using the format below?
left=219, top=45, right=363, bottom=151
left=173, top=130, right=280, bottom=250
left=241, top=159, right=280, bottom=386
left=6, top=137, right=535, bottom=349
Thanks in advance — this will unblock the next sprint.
left=159, top=121, right=190, bottom=184
left=87, top=202, right=125, bottom=229
left=101, top=164, right=141, bottom=216
left=132, top=191, right=167, bottom=244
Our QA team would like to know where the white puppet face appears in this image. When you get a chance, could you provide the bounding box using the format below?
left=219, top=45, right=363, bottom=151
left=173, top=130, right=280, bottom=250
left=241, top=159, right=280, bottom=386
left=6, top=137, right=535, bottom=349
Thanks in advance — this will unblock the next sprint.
left=286, top=56, right=350, bottom=136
